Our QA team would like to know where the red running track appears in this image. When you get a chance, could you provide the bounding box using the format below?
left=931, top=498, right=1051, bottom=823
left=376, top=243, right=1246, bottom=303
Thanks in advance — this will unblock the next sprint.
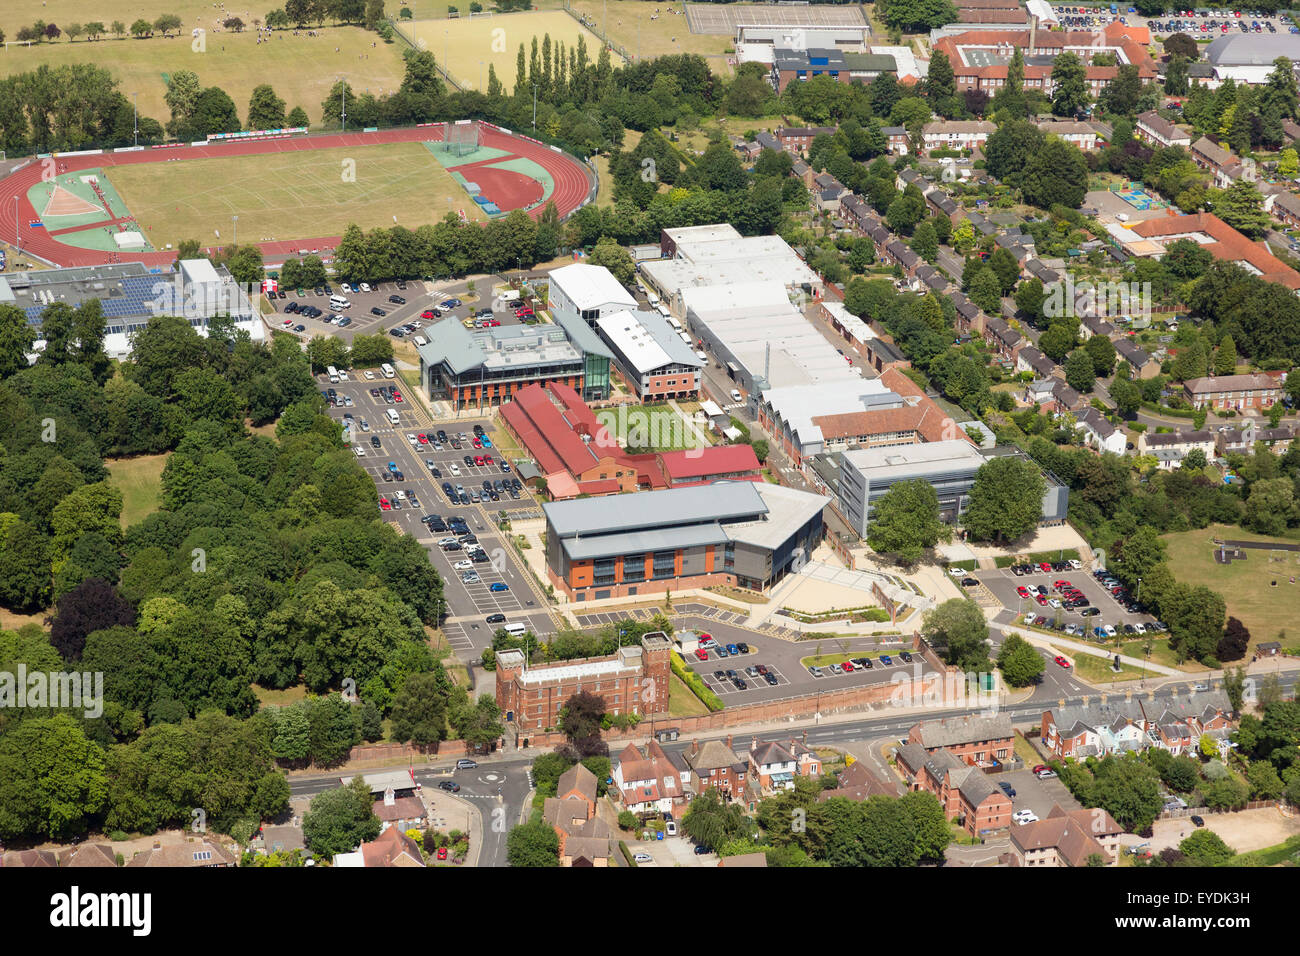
left=0, top=125, right=592, bottom=268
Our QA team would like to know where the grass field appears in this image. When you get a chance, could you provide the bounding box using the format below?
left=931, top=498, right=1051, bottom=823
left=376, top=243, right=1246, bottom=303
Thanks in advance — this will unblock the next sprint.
left=594, top=403, right=703, bottom=451
left=0, top=28, right=406, bottom=128
left=1162, top=523, right=1300, bottom=651
left=395, top=10, right=618, bottom=93
left=668, top=671, right=711, bottom=717
left=567, top=0, right=732, bottom=68
left=106, top=142, right=483, bottom=250
left=105, top=453, right=167, bottom=528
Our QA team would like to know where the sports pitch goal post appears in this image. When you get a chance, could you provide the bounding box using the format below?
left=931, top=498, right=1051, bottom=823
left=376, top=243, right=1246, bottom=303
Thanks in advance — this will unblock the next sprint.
left=442, top=121, right=480, bottom=157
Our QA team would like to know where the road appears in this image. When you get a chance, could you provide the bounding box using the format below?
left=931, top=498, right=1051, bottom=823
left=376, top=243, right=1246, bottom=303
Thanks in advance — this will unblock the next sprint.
left=288, top=666, right=1299, bottom=864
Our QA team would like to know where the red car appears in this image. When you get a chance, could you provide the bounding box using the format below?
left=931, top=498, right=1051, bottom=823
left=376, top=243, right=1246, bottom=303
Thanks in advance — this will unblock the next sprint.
left=472, top=436, right=482, bottom=448
left=1053, top=579, right=1070, bottom=590
left=436, top=847, right=448, bottom=861
left=1016, top=585, right=1031, bottom=599
left=841, top=660, right=855, bottom=672
left=1038, top=562, right=1051, bottom=572
left=393, top=391, right=403, bottom=402
left=421, top=309, right=437, bottom=319
left=486, top=319, right=501, bottom=327
left=1032, top=764, right=1048, bottom=775
left=515, top=307, right=534, bottom=317
left=379, top=498, right=392, bottom=511
left=1035, top=594, right=1048, bottom=606
left=417, top=434, right=429, bottom=444
left=1054, top=656, right=1071, bottom=668
left=694, top=648, right=709, bottom=661
left=483, top=455, right=494, bottom=466
left=474, top=455, right=486, bottom=466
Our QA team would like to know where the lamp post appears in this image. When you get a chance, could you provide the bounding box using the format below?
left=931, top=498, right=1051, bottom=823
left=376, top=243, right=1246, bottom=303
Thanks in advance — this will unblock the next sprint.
left=232, top=215, right=238, bottom=248
left=532, top=82, right=538, bottom=130
left=133, top=92, right=138, bottom=147
left=341, top=77, right=347, bottom=133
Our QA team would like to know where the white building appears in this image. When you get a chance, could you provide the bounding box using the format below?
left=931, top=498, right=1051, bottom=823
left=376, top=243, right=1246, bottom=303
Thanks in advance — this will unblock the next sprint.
left=594, top=308, right=705, bottom=400
left=546, top=262, right=637, bottom=327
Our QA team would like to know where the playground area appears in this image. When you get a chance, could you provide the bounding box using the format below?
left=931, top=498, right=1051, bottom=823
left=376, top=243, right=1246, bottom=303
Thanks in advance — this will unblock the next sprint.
left=1113, top=183, right=1170, bottom=211
left=395, top=10, right=616, bottom=93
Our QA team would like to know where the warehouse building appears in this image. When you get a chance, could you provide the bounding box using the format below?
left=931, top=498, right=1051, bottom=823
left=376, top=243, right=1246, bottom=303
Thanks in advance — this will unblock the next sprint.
left=542, top=481, right=829, bottom=600
left=643, top=224, right=821, bottom=305
left=595, top=308, right=705, bottom=401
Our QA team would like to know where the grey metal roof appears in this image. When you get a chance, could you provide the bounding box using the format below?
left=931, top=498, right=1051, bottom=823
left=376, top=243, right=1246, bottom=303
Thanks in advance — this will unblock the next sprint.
left=561, top=522, right=729, bottom=562
left=551, top=309, right=614, bottom=360
left=544, top=481, right=767, bottom=537
left=1205, top=33, right=1300, bottom=65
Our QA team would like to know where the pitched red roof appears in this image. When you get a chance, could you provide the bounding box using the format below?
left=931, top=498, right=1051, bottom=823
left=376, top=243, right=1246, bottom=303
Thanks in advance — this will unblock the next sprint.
left=658, top=444, right=761, bottom=480
left=1131, top=212, right=1300, bottom=290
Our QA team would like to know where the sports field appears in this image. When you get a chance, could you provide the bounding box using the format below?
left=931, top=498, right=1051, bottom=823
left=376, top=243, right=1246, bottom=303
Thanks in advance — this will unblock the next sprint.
left=0, top=0, right=256, bottom=37
left=568, top=0, right=731, bottom=66
left=1162, top=523, right=1300, bottom=652
left=0, top=27, right=405, bottom=128
left=105, top=141, right=484, bottom=251
left=395, top=10, right=618, bottom=93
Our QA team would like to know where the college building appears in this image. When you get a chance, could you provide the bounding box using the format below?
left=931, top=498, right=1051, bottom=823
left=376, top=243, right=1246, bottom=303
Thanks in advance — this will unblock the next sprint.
left=595, top=308, right=705, bottom=402
left=495, top=632, right=674, bottom=733
left=542, top=481, right=828, bottom=600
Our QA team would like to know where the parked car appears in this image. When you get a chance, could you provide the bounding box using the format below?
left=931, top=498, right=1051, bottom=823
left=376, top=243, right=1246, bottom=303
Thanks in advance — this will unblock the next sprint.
left=999, top=782, right=1016, bottom=798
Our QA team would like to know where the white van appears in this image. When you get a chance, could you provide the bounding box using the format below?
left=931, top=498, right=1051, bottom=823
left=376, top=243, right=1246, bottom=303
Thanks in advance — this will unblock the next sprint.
left=338, top=369, right=349, bottom=382
left=386, top=408, right=400, bottom=426
left=412, top=335, right=428, bottom=347
left=380, top=363, right=395, bottom=379
left=730, top=389, right=743, bottom=403
left=326, top=365, right=339, bottom=383
left=503, top=622, right=528, bottom=637
left=329, top=295, right=351, bottom=310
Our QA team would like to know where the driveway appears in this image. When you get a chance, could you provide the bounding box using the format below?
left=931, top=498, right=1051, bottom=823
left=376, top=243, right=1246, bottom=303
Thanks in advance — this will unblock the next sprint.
left=1000, top=768, right=1080, bottom=821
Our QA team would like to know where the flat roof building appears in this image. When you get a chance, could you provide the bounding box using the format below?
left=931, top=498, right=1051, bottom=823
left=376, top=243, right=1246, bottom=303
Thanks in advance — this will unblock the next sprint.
left=646, top=225, right=821, bottom=304
left=595, top=308, right=704, bottom=402
left=547, top=262, right=637, bottom=328
left=543, top=481, right=828, bottom=599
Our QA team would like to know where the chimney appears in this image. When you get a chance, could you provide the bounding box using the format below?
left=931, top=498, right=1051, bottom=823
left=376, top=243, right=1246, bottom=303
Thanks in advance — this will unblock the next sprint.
left=751, top=736, right=758, bottom=753
left=1029, top=15, right=1038, bottom=56
left=726, top=734, right=733, bottom=751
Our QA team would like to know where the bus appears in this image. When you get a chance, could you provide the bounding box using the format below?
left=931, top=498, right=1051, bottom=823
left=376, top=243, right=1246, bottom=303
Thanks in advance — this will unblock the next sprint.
left=380, top=362, right=395, bottom=379
left=326, top=365, right=339, bottom=383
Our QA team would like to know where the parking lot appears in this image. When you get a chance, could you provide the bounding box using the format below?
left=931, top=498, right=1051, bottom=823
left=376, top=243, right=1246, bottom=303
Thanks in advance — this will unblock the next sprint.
left=997, top=768, right=1081, bottom=822
left=323, top=376, right=556, bottom=657
left=1051, top=4, right=1293, bottom=39
left=975, top=564, right=1162, bottom=640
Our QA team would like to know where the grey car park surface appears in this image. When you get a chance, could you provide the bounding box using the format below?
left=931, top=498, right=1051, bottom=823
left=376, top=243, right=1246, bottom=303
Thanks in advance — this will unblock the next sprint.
left=322, top=377, right=555, bottom=659
left=976, top=565, right=1160, bottom=637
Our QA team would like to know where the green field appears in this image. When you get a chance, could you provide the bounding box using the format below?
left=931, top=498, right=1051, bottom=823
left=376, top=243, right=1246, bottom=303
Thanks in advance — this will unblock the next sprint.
left=105, top=453, right=167, bottom=528
left=106, top=141, right=483, bottom=250
left=0, top=27, right=406, bottom=128
left=594, top=403, right=705, bottom=452
left=395, top=10, right=618, bottom=93
left=1162, top=523, right=1300, bottom=651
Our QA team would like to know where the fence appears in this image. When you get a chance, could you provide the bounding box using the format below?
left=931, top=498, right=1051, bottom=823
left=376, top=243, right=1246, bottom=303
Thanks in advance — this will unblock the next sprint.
left=1159, top=799, right=1286, bottom=821
left=561, top=0, right=635, bottom=62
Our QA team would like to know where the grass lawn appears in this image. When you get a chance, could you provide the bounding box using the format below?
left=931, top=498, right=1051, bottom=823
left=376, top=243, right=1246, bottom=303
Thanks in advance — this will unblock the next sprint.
left=668, top=671, right=711, bottom=717
left=106, top=142, right=482, bottom=251
left=252, top=684, right=309, bottom=707
left=594, top=403, right=704, bottom=451
left=1013, top=733, right=1044, bottom=767
left=105, top=453, right=167, bottom=528
left=396, top=11, right=616, bottom=93
left=1162, top=523, right=1300, bottom=651
left=1120, top=638, right=1206, bottom=672
left=567, top=0, right=734, bottom=71
left=1055, top=647, right=1146, bottom=684
left=0, top=28, right=407, bottom=128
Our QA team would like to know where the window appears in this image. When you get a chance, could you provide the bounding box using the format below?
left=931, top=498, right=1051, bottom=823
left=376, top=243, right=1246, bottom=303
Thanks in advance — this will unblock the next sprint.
left=594, top=558, right=616, bottom=587
left=652, top=550, right=676, bottom=580
left=623, top=554, right=645, bottom=583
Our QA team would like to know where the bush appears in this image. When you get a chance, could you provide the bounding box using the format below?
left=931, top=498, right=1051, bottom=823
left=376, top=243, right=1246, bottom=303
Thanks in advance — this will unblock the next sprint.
left=670, top=651, right=723, bottom=711
left=617, top=810, right=638, bottom=830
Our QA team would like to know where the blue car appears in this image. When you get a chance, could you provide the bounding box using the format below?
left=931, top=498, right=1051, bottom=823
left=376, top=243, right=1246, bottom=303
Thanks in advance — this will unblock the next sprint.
left=387, top=461, right=398, bottom=473
left=489, top=582, right=509, bottom=592
left=715, top=645, right=729, bottom=658
left=879, top=655, right=893, bottom=665
left=1094, top=626, right=1107, bottom=639
left=481, top=436, right=492, bottom=448
left=726, top=643, right=740, bottom=656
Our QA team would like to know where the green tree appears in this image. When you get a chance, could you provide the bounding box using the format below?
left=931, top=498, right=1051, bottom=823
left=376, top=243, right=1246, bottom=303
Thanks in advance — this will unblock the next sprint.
left=1050, top=51, right=1090, bottom=117
left=246, top=84, right=287, bottom=131
left=388, top=670, right=452, bottom=748
left=962, top=456, right=1046, bottom=543
left=866, top=478, right=943, bottom=565
left=997, top=633, right=1045, bottom=687
left=302, top=778, right=381, bottom=858
left=1210, top=181, right=1270, bottom=238
left=1179, top=829, right=1235, bottom=865
left=506, top=817, right=560, bottom=866
left=1064, top=349, right=1096, bottom=393
left=1213, top=334, right=1238, bottom=376
left=921, top=598, right=991, bottom=672
left=0, top=715, right=108, bottom=841
left=969, top=266, right=1003, bottom=314
left=1084, top=334, right=1116, bottom=377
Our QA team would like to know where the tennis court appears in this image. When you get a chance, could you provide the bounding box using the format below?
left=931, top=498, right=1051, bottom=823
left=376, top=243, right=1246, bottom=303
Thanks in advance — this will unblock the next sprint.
left=685, top=2, right=867, bottom=34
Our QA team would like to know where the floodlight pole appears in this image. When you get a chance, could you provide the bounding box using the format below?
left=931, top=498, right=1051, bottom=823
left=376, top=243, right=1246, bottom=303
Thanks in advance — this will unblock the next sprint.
left=133, top=92, right=138, bottom=147
left=232, top=215, right=238, bottom=248
left=341, top=78, right=347, bottom=133
left=532, top=83, right=538, bottom=130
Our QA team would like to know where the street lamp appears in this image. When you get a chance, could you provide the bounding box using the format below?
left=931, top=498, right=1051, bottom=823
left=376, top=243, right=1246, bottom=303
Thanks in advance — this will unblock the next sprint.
left=340, top=77, right=347, bottom=133
left=532, top=82, right=538, bottom=130
left=133, top=92, right=138, bottom=147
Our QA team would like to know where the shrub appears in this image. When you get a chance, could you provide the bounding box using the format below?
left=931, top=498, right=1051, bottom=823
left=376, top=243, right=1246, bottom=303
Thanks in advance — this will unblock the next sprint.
left=670, top=651, right=723, bottom=711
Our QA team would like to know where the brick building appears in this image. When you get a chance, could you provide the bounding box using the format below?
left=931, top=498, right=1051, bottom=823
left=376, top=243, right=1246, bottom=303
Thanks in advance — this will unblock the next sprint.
left=495, top=633, right=673, bottom=733
left=907, top=713, right=1015, bottom=768
left=1183, top=373, right=1283, bottom=412
left=682, top=736, right=747, bottom=799
left=896, top=742, right=1013, bottom=836
left=1010, top=805, right=1123, bottom=867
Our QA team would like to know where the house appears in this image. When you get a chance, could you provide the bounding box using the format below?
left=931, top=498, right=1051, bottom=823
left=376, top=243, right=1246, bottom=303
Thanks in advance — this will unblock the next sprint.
left=1183, top=373, right=1282, bottom=412
left=925, top=186, right=961, bottom=221
left=841, top=193, right=875, bottom=234
left=792, top=158, right=815, bottom=188
left=1011, top=805, right=1123, bottom=867
left=682, top=736, right=746, bottom=799
left=755, top=130, right=781, bottom=153
left=543, top=786, right=613, bottom=867
left=558, top=762, right=598, bottom=817
left=951, top=292, right=983, bottom=333
left=718, top=852, right=768, bottom=867
left=59, top=844, right=118, bottom=868
left=0, top=849, right=58, bottom=868
left=613, top=740, right=691, bottom=814
left=1135, top=110, right=1191, bottom=149
left=818, top=759, right=900, bottom=801
left=1190, top=136, right=1235, bottom=175
left=373, top=786, right=428, bottom=833
left=983, top=318, right=1024, bottom=362
left=995, top=230, right=1036, bottom=264
left=882, top=125, right=910, bottom=155
left=1216, top=424, right=1296, bottom=456
left=896, top=166, right=925, bottom=192
left=885, top=239, right=922, bottom=276
left=126, top=840, right=236, bottom=868
left=1024, top=258, right=1060, bottom=285
left=1016, top=345, right=1057, bottom=380
left=1136, top=429, right=1216, bottom=463
left=775, top=126, right=837, bottom=155
left=1258, top=641, right=1282, bottom=657
left=1078, top=314, right=1116, bottom=341
left=1115, top=338, right=1159, bottom=379
left=747, top=736, right=823, bottom=793
left=1125, top=212, right=1300, bottom=291
left=1039, top=691, right=1234, bottom=760
left=967, top=211, right=999, bottom=238
left=921, top=120, right=997, bottom=153
left=333, top=827, right=426, bottom=868
left=1273, top=191, right=1300, bottom=229
left=907, top=713, right=1015, bottom=768
left=1037, top=119, right=1100, bottom=151
left=1075, top=407, right=1127, bottom=455
left=916, top=263, right=949, bottom=293
left=895, top=742, right=1013, bottom=836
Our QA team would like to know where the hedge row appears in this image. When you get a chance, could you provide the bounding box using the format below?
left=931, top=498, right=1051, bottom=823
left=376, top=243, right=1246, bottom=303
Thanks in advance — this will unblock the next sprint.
left=670, top=651, right=724, bottom=712
left=995, top=548, right=1081, bottom=568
